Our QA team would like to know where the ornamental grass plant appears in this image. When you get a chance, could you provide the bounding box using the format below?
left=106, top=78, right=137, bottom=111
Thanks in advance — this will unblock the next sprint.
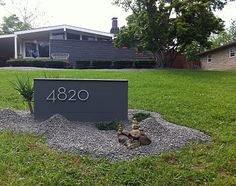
left=11, top=76, right=34, bottom=114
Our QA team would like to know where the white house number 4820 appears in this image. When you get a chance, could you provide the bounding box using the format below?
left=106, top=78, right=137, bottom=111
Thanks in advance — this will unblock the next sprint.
left=46, top=87, right=89, bottom=102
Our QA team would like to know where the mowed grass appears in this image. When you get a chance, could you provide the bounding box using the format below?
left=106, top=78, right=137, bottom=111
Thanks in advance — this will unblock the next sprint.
left=0, top=69, right=235, bottom=185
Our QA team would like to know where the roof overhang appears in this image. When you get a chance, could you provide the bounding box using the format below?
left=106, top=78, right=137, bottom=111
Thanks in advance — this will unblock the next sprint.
left=14, top=25, right=114, bottom=38
left=199, top=40, right=236, bottom=56
left=0, top=34, right=15, bottom=39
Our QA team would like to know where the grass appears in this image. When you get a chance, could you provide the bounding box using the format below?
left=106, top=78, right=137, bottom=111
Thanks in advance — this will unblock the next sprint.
left=0, top=69, right=235, bottom=185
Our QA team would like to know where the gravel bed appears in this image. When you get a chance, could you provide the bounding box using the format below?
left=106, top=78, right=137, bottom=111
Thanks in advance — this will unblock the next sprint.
left=0, top=109, right=212, bottom=161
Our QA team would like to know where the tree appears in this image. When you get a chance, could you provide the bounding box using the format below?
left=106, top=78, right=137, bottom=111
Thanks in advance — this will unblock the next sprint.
left=2, top=0, right=46, bottom=28
left=210, top=20, right=236, bottom=48
left=0, top=0, right=4, bottom=5
left=113, top=0, right=231, bottom=67
left=0, top=14, right=31, bottom=34
left=11, top=0, right=45, bottom=28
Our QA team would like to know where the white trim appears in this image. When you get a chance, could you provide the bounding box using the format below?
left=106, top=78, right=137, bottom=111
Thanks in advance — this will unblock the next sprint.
left=207, top=54, right=212, bottom=64
left=14, top=24, right=114, bottom=38
left=0, top=34, right=15, bottom=39
left=14, top=35, right=18, bottom=59
left=64, top=28, right=67, bottom=40
left=229, top=48, right=235, bottom=58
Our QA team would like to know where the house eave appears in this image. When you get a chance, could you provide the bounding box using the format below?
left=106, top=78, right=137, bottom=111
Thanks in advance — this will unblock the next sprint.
left=198, top=40, right=236, bottom=56
left=0, top=34, right=15, bottom=39
left=14, top=24, right=114, bottom=38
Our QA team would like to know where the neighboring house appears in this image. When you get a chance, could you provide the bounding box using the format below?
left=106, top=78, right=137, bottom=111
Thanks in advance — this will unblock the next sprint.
left=0, top=18, right=152, bottom=67
left=199, top=41, right=236, bottom=70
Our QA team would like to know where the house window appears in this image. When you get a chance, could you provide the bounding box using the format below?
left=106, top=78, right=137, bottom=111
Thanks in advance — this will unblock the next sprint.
left=229, top=48, right=235, bottom=58
left=38, top=42, right=49, bottom=57
left=207, top=55, right=212, bottom=63
left=97, top=37, right=111, bottom=42
left=67, top=33, right=81, bottom=40
left=82, top=35, right=96, bottom=41
left=25, top=41, right=49, bottom=58
left=25, top=42, right=37, bottom=57
left=50, top=33, right=65, bottom=40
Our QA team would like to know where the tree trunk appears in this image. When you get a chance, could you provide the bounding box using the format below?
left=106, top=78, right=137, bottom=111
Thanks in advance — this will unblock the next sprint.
left=153, top=50, right=179, bottom=68
left=27, top=101, right=34, bottom=114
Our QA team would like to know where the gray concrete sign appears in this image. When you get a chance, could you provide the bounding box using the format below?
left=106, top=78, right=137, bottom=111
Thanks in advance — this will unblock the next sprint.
left=34, top=79, right=128, bottom=122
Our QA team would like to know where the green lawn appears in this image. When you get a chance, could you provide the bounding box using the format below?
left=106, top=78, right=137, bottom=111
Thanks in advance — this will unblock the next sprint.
left=0, top=70, right=235, bottom=185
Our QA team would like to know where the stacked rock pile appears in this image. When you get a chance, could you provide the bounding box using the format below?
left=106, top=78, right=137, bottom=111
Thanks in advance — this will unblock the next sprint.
left=118, top=118, right=151, bottom=149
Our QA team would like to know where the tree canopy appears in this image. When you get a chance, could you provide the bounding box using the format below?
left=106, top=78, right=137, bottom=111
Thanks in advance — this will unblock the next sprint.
left=210, top=20, right=236, bottom=48
left=0, top=14, right=32, bottom=34
left=0, top=0, right=47, bottom=34
left=113, top=0, right=232, bottom=66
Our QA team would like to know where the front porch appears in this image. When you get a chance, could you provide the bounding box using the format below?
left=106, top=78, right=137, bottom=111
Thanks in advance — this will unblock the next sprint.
left=0, top=25, right=113, bottom=62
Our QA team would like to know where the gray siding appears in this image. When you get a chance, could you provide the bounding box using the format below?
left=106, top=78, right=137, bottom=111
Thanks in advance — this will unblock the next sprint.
left=50, top=40, right=153, bottom=65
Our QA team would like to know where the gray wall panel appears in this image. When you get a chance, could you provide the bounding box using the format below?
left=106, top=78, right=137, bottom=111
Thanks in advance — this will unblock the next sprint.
left=50, top=40, right=152, bottom=65
left=34, top=79, right=128, bottom=122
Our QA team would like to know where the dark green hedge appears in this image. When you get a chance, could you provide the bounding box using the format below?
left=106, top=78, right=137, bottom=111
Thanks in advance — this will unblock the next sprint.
left=7, top=59, right=68, bottom=68
left=75, top=60, right=156, bottom=69
left=92, top=61, right=111, bottom=69
left=134, top=61, right=156, bottom=68
left=113, top=61, right=133, bottom=69
left=76, top=61, right=91, bottom=69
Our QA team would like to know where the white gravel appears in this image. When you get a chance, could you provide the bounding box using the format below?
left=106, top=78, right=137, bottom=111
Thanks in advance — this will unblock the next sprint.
left=0, top=108, right=212, bottom=161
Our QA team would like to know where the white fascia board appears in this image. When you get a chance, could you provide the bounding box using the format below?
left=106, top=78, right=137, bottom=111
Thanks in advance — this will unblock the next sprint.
left=0, top=34, right=15, bottom=39
left=15, top=25, right=65, bottom=35
left=14, top=24, right=114, bottom=38
left=65, top=25, right=114, bottom=37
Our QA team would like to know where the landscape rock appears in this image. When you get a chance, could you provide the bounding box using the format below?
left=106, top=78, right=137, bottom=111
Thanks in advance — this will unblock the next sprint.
left=139, top=135, right=152, bottom=146
left=0, top=108, right=212, bottom=161
left=118, top=134, right=131, bottom=146
left=127, top=140, right=141, bottom=149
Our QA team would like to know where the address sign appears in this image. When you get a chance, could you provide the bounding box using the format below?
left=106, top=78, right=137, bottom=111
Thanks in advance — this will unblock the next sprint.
left=34, top=79, right=128, bottom=122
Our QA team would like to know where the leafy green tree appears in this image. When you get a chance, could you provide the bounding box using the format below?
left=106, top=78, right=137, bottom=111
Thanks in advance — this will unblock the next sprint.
left=184, top=41, right=201, bottom=63
left=0, top=14, right=32, bottom=34
left=210, top=20, right=236, bottom=48
left=113, top=0, right=230, bottom=67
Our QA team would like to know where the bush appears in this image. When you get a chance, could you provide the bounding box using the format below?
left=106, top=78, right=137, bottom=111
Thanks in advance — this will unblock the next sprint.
left=134, top=61, right=156, bottom=68
left=76, top=61, right=91, bottom=69
left=11, top=76, right=34, bottom=114
left=7, top=59, right=68, bottom=68
left=113, top=61, right=133, bottom=69
left=133, top=112, right=150, bottom=122
left=95, top=121, right=120, bottom=131
left=92, top=61, right=112, bottom=69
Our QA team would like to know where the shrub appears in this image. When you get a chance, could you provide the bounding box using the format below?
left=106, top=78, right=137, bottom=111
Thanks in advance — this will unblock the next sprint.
left=76, top=61, right=91, bottom=69
left=11, top=76, right=34, bottom=114
left=113, top=61, right=133, bottom=69
left=95, top=121, right=120, bottom=131
left=92, top=61, right=112, bottom=69
left=133, top=112, right=150, bottom=122
left=7, top=59, right=68, bottom=68
left=134, top=61, right=156, bottom=68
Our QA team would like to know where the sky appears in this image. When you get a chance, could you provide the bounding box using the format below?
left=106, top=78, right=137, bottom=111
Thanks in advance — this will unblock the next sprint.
left=0, top=0, right=236, bottom=33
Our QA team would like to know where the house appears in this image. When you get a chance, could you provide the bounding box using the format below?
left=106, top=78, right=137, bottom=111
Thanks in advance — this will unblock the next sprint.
left=199, top=41, right=236, bottom=70
left=0, top=18, right=153, bottom=68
